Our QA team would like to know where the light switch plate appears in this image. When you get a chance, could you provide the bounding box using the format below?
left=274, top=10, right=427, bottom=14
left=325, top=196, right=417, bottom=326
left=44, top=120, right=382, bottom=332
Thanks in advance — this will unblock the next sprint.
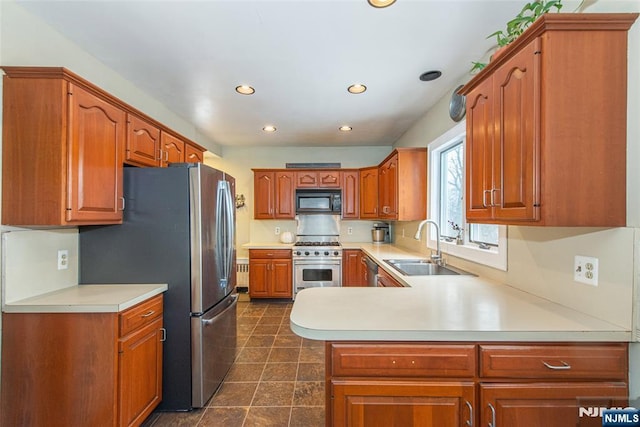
left=574, top=255, right=598, bottom=286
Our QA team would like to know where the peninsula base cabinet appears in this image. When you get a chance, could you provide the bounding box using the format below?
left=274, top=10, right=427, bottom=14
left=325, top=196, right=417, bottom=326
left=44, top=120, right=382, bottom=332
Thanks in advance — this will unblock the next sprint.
left=326, top=342, right=628, bottom=427
left=0, top=294, right=164, bottom=427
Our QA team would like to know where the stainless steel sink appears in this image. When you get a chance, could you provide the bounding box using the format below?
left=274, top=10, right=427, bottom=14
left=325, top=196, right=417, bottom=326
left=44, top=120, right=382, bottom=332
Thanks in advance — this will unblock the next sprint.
left=383, top=259, right=474, bottom=276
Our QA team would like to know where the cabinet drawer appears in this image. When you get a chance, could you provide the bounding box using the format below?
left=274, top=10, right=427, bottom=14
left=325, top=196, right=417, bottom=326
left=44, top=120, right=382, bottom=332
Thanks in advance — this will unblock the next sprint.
left=249, top=249, right=291, bottom=259
left=120, top=294, right=163, bottom=337
left=331, top=343, right=476, bottom=378
left=479, top=344, right=628, bottom=380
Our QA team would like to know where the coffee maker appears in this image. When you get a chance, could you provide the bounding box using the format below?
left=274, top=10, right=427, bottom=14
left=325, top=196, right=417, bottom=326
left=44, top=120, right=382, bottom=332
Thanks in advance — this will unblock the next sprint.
left=371, top=222, right=391, bottom=244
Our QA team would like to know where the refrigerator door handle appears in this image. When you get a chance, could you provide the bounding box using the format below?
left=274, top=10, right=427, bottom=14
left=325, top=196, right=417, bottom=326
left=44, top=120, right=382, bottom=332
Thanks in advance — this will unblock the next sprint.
left=216, top=181, right=228, bottom=288
left=223, top=180, right=235, bottom=282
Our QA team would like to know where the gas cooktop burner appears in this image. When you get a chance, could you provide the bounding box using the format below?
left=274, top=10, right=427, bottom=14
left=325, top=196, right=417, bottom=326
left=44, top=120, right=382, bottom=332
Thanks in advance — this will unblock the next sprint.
left=294, top=241, right=341, bottom=247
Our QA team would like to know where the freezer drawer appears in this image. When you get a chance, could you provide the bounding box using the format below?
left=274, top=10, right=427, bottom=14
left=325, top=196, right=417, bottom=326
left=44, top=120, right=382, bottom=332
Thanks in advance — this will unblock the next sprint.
left=191, top=293, right=238, bottom=407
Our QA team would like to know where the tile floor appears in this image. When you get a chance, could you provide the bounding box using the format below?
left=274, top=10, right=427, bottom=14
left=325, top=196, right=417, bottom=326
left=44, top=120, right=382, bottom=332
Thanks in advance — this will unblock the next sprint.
left=142, top=298, right=326, bottom=427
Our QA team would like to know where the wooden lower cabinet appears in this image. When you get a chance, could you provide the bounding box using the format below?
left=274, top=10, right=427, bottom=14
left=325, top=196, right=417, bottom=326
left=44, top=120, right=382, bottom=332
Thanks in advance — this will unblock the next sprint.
left=342, top=249, right=367, bottom=286
left=327, top=342, right=629, bottom=427
left=249, top=249, right=292, bottom=298
left=1, top=294, right=164, bottom=427
left=376, top=268, right=403, bottom=287
left=331, top=380, right=475, bottom=427
left=480, top=382, right=629, bottom=427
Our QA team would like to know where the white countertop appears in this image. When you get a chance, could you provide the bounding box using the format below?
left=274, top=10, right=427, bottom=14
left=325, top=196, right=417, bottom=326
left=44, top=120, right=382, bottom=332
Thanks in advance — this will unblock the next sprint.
left=289, top=242, right=631, bottom=342
left=3, top=284, right=168, bottom=313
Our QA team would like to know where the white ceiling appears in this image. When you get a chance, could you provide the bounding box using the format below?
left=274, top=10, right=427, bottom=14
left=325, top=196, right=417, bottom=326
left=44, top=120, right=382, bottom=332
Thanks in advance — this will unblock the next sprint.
left=18, top=0, right=565, bottom=148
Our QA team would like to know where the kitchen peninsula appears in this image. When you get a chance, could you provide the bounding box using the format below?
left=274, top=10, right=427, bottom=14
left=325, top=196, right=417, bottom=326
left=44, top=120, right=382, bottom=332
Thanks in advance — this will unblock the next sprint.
left=290, top=244, right=630, bottom=427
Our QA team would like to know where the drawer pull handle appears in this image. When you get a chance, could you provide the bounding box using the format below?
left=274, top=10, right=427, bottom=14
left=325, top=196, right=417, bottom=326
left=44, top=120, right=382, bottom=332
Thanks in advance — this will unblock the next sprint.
left=141, top=310, right=156, bottom=318
left=542, top=360, right=571, bottom=370
left=488, top=403, right=496, bottom=427
left=160, top=328, right=166, bottom=342
left=465, top=400, right=473, bottom=427
left=392, top=360, right=396, bottom=364
left=411, top=360, right=415, bottom=365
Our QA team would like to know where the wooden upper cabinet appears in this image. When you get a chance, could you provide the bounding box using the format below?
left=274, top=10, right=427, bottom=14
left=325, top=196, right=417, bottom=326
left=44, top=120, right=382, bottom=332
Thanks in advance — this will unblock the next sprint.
left=275, top=171, right=295, bottom=218
left=252, top=170, right=295, bottom=219
left=359, top=167, right=378, bottom=219
left=1, top=67, right=125, bottom=226
left=295, top=170, right=341, bottom=188
left=125, top=113, right=160, bottom=167
left=378, top=154, right=398, bottom=219
left=377, top=148, right=427, bottom=221
left=254, top=171, right=275, bottom=219
left=160, top=132, right=185, bottom=167
left=67, top=84, right=125, bottom=224
left=341, top=170, right=359, bottom=219
left=185, top=143, right=204, bottom=163
left=460, top=13, right=638, bottom=226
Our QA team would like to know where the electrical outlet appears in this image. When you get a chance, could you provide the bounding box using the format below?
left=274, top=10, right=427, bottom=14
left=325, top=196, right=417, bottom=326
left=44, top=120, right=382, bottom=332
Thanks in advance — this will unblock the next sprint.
left=574, top=255, right=598, bottom=286
left=57, top=249, right=69, bottom=270
left=347, top=227, right=353, bottom=235
left=275, top=226, right=280, bottom=235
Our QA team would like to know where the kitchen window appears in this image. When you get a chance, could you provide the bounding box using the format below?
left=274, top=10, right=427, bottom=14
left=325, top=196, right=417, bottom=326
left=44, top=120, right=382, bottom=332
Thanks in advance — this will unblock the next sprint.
left=428, top=121, right=507, bottom=271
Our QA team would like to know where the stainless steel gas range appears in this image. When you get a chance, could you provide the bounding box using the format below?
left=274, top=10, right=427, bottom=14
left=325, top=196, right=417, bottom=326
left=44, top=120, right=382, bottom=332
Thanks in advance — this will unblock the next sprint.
left=292, top=215, right=342, bottom=298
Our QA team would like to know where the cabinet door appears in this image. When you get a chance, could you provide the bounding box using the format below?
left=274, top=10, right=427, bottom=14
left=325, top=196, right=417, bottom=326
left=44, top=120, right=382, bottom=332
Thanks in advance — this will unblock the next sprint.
left=376, top=268, right=403, bottom=287
left=378, top=155, right=398, bottom=219
left=296, top=171, right=318, bottom=188
left=275, top=171, right=295, bottom=219
left=125, top=113, right=160, bottom=167
left=492, top=39, right=540, bottom=221
left=359, top=167, right=379, bottom=219
left=342, top=250, right=362, bottom=287
left=332, top=380, right=475, bottom=427
left=67, top=84, right=125, bottom=223
left=185, top=143, right=204, bottom=163
left=249, top=258, right=270, bottom=297
left=160, top=132, right=185, bottom=167
left=254, top=172, right=275, bottom=219
left=341, top=171, right=359, bottom=219
left=465, top=77, right=494, bottom=222
left=118, top=317, right=163, bottom=427
left=271, top=259, right=293, bottom=298
left=319, top=170, right=341, bottom=188
left=480, top=382, right=628, bottom=427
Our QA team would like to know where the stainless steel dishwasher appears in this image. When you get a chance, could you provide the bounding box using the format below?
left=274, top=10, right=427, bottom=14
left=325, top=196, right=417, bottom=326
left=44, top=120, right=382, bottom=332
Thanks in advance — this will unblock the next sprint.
left=362, top=255, right=379, bottom=287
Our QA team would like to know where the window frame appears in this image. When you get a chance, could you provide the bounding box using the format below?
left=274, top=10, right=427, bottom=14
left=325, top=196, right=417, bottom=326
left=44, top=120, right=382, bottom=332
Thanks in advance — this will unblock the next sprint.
left=427, top=121, right=508, bottom=271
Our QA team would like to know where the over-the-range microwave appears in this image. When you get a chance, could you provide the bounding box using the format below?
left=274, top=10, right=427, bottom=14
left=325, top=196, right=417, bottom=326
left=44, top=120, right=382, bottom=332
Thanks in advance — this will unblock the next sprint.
left=295, top=189, right=342, bottom=214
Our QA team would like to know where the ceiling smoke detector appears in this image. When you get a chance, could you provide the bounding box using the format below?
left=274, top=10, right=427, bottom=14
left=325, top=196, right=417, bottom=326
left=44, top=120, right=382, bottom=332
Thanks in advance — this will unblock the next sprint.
left=419, top=70, right=442, bottom=82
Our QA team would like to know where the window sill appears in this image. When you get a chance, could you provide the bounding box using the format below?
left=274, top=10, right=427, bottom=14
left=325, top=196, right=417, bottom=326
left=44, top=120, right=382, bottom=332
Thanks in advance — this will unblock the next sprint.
left=437, top=238, right=507, bottom=271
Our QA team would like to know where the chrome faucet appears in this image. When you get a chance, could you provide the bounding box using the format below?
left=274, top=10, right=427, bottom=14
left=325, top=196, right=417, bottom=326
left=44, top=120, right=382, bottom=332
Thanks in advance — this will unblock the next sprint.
left=414, top=219, right=443, bottom=266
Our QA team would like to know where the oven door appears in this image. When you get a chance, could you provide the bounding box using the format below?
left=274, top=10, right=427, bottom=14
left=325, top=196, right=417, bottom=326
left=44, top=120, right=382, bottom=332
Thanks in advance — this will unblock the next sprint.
left=294, top=259, right=341, bottom=297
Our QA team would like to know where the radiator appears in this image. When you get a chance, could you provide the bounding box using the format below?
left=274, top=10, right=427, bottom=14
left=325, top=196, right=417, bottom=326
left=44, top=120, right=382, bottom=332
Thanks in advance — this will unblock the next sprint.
left=236, top=258, right=249, bottom=292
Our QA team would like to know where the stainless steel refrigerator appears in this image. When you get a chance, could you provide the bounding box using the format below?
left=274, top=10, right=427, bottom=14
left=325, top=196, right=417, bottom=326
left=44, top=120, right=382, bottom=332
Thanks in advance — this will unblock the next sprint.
left=79, top=163, right=237, bottom=411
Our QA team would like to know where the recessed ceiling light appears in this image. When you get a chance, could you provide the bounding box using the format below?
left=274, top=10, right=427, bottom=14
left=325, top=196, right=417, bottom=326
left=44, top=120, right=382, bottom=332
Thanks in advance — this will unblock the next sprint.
left=262, top=125, right=277, bottom=132
left=348, top=84, right=367, bottom=94
left=419, top=70, right=442, bottom=82
left=339, top=126, right=353, bottom=132
left=368, top=0, right=396, bottom=8
left=235, top=85, right=255, bottom=95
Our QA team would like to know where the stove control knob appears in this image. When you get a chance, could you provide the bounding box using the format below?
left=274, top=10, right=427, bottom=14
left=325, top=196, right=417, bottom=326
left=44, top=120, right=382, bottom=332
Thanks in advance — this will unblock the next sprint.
left=333, top=251, right=340, bottom=256
left=304, top=251, right=310, bottom=256
left=324, top=251, right=330, bottom=256
left=314, top=251, right=320, bottom=256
